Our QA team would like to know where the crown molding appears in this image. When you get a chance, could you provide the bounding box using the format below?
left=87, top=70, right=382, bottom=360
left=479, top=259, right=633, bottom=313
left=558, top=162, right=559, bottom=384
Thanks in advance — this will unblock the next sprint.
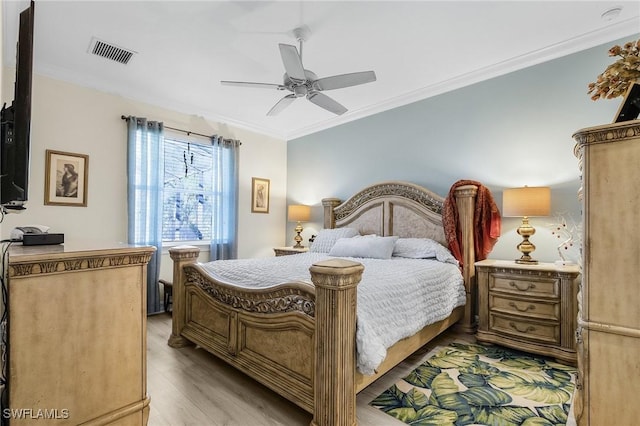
left=285, top=17, right=640, bottom=140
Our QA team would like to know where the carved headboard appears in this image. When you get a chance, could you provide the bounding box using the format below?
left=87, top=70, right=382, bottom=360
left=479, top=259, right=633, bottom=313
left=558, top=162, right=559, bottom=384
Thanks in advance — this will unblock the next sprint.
left=321, top=181, right=448, bottom=245
left=321, top=180, right=479, bottom=333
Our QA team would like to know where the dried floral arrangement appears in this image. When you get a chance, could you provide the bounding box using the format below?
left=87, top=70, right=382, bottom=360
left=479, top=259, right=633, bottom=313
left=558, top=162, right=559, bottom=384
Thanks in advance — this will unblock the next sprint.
left=588, top=38, right=640, bottom=100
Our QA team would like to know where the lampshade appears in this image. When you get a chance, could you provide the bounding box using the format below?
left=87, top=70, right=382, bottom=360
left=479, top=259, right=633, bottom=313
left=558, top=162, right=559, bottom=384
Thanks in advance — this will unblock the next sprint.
left=287, top=204, right=311, bottom=222
left=503, top=187, right=551, bottom=217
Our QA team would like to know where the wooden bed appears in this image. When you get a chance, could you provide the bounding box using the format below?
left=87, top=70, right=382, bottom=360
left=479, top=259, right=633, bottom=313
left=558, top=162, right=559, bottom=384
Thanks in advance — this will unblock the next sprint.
left=167, top=181, right=478, bottom=425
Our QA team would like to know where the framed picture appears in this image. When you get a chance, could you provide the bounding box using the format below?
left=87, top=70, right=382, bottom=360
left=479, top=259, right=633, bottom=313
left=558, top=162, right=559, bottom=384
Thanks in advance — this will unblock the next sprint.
left=251, top=177, right=270, bottom=213
left=44, top=150, right=89, bottom=207
left=614, top=82, right=640, bottom=123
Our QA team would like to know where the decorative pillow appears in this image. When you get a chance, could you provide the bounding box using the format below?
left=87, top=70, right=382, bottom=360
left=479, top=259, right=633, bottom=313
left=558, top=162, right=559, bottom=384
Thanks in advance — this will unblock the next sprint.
left=392, top=238, right=458, bottom=265
left=309, top=227, right=359, bottom=253
left=329, top=235, right=399, bottom=259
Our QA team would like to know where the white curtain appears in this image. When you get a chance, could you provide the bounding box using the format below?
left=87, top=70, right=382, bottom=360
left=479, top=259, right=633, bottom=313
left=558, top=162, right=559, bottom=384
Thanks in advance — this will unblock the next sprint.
left=126, top=116, right=163, bottom=314
left=209, top=136, right=240, bottom=260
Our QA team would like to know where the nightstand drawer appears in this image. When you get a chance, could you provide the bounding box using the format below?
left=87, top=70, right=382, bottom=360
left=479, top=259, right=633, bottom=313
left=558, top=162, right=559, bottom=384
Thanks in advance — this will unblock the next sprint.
left=490, top=314, right=560, bottom=345
left=491, top=275, right=559, bottom=299
left=489, top=294, right=560, bottom=321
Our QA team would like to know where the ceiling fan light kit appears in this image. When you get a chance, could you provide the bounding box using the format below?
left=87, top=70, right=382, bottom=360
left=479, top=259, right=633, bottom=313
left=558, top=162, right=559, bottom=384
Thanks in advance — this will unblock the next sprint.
left=221, top=26, right=377, bottom=116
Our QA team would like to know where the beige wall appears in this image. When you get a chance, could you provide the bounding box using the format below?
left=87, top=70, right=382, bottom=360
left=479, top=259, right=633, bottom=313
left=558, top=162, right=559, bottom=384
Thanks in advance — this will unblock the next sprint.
left=1, top=72, right=288, bottom=280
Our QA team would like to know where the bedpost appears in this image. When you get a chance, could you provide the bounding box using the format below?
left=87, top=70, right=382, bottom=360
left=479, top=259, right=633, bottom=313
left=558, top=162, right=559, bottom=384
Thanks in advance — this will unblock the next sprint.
left=167, top=245, right=200, bottom=348
left=322, top=198, right=341, bottom=229
left=453, top=184, right=479, bottom=334
left=309, top=259, right=364, bottom=426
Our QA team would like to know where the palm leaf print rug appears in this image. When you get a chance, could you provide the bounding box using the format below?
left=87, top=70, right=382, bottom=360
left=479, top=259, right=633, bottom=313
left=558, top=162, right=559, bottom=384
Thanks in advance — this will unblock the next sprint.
left=370, top=342, right=576, bottom=426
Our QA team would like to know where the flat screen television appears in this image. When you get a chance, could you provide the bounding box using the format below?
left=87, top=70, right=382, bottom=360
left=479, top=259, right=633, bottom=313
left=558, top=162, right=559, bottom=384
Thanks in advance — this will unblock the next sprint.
left=1, top=0, right=34, bottom=209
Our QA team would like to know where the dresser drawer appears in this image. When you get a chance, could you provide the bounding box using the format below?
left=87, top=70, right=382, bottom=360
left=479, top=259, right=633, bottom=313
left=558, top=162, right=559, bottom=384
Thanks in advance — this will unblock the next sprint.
left=489, top=313, right=560, bottom=345
left=491, top=274, right=559, bottom=298
left=489, top=294, right=560, bottom=321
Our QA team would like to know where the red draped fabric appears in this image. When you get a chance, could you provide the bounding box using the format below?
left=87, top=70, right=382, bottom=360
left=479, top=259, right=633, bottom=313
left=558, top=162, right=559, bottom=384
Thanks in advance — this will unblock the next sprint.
left=443, top=179, right=501, bottom=266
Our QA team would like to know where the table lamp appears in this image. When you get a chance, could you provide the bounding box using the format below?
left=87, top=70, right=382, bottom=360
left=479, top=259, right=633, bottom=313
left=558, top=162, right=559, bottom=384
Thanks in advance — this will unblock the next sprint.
left=503, top=186, right=550, bottom=264
left=288, top=204, right=311, bottom=248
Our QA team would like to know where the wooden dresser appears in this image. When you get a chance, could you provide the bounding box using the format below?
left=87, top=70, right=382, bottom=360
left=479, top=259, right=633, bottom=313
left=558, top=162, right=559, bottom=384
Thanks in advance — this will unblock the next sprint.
left=573, top=120, right=640, bottom=425
left=5, top=242, right=155, bottom=425
left=475, top=259, right=580, bottom=365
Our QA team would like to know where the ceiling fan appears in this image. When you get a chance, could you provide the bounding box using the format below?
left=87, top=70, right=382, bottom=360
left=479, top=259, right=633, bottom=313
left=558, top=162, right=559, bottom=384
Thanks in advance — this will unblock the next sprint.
left=221, top=26, right=377, bottom=116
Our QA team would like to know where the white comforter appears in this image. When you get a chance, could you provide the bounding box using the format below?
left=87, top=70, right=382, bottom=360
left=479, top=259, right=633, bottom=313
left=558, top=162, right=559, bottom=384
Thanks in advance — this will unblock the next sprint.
left=200, top=253, right=466, bottom=375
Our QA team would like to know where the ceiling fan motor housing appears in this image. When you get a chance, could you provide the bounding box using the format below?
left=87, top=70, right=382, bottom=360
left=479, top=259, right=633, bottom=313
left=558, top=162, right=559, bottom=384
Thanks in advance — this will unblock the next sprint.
left=284, top=70, right=318, bottom=95
left=293, top=85, right=307, bottom=97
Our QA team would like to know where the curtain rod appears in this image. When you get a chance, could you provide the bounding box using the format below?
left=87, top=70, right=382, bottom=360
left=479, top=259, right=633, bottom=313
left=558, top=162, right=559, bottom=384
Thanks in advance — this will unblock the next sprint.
left=120, top=115, right=240, bottom=143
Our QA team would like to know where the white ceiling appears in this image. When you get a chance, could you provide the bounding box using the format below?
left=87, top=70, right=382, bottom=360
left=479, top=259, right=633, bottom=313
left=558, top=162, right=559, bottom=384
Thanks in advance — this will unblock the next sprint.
left=3, top=1, right=639, bottom=140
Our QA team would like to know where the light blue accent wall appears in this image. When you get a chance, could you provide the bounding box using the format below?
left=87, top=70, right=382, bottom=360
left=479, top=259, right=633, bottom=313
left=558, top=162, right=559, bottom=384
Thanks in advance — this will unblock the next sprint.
left=286, top=35, right=639, bottom=262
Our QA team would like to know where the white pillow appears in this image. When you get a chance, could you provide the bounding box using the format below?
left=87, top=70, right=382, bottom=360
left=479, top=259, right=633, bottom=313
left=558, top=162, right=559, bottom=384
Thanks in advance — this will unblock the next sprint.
left=309, top=227, right=359, bottom=253
left=392, top=238, right=458, bottom=265
left=329, top=235, right=399, bottom=259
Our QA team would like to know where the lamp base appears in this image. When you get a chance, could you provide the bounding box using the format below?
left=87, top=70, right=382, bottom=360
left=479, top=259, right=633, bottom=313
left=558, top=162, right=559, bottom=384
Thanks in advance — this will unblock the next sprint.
left=293, top=222, right=304, bottom=249
left=515, top=216, right=538, bottom=265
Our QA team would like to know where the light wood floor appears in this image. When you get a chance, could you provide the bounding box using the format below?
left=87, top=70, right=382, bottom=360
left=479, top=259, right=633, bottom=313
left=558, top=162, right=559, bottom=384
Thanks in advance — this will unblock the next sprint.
left=146, top=313, right=474, bottom=426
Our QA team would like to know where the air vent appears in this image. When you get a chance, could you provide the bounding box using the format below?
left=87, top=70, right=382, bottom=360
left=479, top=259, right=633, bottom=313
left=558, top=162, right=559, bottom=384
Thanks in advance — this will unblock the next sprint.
left=88, top=37, right=136, bottom=65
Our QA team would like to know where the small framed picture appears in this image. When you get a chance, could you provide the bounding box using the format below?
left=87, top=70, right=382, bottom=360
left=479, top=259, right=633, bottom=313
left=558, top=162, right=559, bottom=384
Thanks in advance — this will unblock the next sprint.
left=251, top=177, right=270, bottom=213
left=44, top=150, right=89, bottom=207
left=614, top=82, right=640, bottom=123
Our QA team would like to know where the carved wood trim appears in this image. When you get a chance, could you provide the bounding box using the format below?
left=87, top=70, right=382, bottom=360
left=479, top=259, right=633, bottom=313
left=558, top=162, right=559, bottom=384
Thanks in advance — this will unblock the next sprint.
left=332, top=181, right=443, bottom=222
left=476, top=266, right=560, bottom=279
left=8, top=250, right=154, bottom=277
left=184, top=265, right=316, bottom=317
left=572, top=120, right=640, bottom=146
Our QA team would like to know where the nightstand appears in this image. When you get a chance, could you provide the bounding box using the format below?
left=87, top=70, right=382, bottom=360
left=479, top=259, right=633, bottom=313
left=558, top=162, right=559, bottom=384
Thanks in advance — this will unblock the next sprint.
left=273, top=247, right=309, bottom=257
left=475, top=259, right=581, bottom=365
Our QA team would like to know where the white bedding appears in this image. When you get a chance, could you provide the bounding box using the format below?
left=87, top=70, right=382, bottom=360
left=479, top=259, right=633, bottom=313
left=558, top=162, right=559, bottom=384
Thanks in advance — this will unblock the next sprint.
left=200, top=252, right=466, bottom=375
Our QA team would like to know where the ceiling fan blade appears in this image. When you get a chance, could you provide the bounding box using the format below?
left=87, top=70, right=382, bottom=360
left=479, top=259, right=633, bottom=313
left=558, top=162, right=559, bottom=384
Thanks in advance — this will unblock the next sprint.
left=313, top=71, right=377, bottom=91
left=279, top=44, right=306, bottom=82
left=221, top=80, right=285, bottom=90
left=307, top=92, right=348, bottom=115
left=267, top=94, right=296, bottom=116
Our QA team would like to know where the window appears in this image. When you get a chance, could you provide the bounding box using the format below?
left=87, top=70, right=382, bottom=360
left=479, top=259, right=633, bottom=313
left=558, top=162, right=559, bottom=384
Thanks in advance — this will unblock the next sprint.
left=127, top=116, right=238, bottom=312
left=162, top=137, right=214, bottom=243
left=128, top=119, right=239, bottom=260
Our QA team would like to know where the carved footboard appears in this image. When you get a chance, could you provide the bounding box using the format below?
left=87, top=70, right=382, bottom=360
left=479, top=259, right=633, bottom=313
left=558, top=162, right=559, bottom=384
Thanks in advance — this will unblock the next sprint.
left=168, top=247, right=364, bottom=424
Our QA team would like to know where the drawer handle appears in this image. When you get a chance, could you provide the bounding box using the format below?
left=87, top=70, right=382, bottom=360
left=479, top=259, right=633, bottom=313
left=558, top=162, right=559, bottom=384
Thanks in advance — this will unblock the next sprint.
left=509, top=281, right=535, bottom=291
left=509, top=322, right=536, bottom=334
left=508, top=302, right=535, bottom=312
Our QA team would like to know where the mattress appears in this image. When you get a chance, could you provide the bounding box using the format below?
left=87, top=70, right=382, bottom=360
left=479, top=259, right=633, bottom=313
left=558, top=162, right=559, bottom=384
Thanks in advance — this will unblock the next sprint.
left=200, top=252, right=466, bottom=374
